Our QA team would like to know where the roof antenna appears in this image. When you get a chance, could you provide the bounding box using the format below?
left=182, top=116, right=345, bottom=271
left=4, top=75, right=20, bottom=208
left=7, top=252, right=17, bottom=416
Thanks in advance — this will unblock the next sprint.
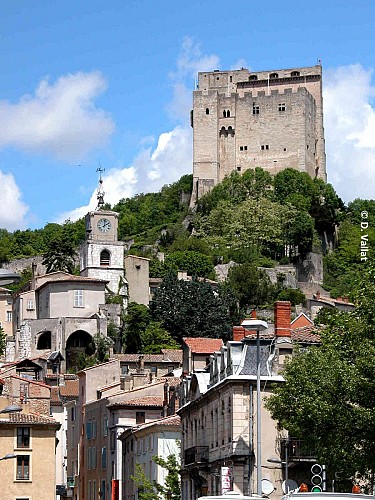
left=96, top=165, right=105, bottom=209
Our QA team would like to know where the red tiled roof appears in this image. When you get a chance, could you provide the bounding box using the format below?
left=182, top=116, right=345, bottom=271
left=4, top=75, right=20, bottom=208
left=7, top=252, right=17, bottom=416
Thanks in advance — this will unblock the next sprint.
left=113, top=352, right=182, bottom=363
left=183, top=337, right=223, bottom=353
left=292, top=325, right=321, bottom=343
left=59, top=379, right=79, bottom=398
left=135, top=414, right=181, bottom=431
left=110, top=396, right=164, bottom=408
left=242, top=327, right=321, bottom=344
left=5, top=412, right=60, bottom=426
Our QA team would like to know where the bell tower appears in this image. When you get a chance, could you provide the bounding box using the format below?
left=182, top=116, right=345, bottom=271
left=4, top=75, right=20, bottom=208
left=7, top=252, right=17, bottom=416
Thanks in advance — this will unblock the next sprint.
left=79, top=168, right=127, bottom=296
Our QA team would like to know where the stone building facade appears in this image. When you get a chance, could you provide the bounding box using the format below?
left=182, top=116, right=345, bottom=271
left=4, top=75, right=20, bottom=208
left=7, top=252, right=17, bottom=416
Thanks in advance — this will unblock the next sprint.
left=191, top=64, right=326, bottom=203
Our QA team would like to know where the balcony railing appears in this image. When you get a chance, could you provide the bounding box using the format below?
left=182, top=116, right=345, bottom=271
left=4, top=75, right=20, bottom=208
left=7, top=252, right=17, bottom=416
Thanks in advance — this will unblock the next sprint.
left=280, top=438, right=317, bottom=461
left=184, top=446, right=209, bottom=466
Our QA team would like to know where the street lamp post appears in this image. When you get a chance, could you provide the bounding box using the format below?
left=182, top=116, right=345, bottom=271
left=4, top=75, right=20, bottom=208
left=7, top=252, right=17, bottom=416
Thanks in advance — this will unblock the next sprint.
left=0, top=453, right=17, bottom=461
left=241, top=318, right=268, bottom=497
left=0, top=405, right=23, bottom=414
left=0, top=269, right=21, bottom=286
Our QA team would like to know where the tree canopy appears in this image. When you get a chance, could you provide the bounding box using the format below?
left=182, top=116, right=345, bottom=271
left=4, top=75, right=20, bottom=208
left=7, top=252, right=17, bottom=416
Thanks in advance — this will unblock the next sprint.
left=149, top=272, right=232, bottom=342
left=265, top=263, right=375, bottom=487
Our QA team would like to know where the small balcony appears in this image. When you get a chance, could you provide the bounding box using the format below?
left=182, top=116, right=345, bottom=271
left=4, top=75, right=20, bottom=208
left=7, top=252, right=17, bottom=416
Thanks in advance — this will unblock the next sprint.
left=184, top=446, right=209, bottom=466
left=280, top=438, right=317, bottom=462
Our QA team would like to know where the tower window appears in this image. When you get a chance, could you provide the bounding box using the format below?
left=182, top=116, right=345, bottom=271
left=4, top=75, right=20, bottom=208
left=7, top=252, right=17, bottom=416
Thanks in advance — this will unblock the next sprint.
left=230, top=76, right=232, bottom=82
left=223, top=110, right=227, bottom=118
left=227, top=110, right=230, bottom=117
left=100, top=249, right=110, bottom=266
left=206, top=108, right=209, bottom=115
left=240, top=146, right=243, bottom=151
left=278, top=103, right=286, bottom=112
left=261, top=145, right=269, bottom=151
left=253, top=105, right=260, bottom=115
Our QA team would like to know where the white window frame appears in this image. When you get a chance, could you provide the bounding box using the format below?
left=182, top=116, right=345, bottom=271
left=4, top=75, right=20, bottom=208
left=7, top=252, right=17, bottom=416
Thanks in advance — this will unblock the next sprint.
left=74, top=290, right=84, bottom=308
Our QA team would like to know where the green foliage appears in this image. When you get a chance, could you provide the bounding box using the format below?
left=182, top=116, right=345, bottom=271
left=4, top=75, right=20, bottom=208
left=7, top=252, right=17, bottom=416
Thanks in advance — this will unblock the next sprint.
left=121, top=302, right=179, bottom=353
left=165, top=251, right=214, bottom=278
left=142, top=322, right=180, bottom=353
left=122, top=302, right=151, bottom=353
left=226, top=263, right=275, bottom=310
left=7, top=267, right=32, bottom=293
left=0, top=325, right=6, bottom=356
left=131, top=449, right=181, bottom=500
left=149, top=272, right=232, bottom=342
left=266, top=263, right=375, bottom=486
left=276, top=288, right=306, bottom=306
left=113, top=175, right=192, bottom=240
left=42, top=223, right=78, bottom=274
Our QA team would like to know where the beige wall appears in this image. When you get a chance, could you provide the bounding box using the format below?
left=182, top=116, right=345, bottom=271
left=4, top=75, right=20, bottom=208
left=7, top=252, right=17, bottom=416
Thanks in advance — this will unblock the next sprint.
left=0, top=423, right=59, bottom=500
left=38, top=281, right=106, bottom=319
left=0, top=287, right=13, bottom=337
left=125, top=255, right=150, bottom=305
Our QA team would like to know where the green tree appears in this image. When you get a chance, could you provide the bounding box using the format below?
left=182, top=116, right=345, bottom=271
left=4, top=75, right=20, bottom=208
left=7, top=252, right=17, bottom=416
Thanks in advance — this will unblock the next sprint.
left=142, top=322, right=180, bottom=353
left=131, top=450, right=181, bottom=500
left=149, top=272, right=232, bottom=342
left=265, top=263, right=375, bottom=487
left=122, top=302, right=151, bottom=353
left=165, top=250, right=214, bottom=278
left=226, top=263, right=275, bottom=310
left=42, top=224, right=77, bottom=274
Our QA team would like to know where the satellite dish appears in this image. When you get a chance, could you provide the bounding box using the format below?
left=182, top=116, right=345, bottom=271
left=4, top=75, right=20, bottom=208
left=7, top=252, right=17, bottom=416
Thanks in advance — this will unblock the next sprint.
left=262, top=478, right=275, bottom=495
left=282, top=479, right=298, bottom=494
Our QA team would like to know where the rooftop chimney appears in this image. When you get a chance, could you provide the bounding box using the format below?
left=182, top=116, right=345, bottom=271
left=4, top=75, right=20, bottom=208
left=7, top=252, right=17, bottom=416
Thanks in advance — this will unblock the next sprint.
left=233, top=310, right=258, bottom=341
left=274, top=301, right=291, bottom=338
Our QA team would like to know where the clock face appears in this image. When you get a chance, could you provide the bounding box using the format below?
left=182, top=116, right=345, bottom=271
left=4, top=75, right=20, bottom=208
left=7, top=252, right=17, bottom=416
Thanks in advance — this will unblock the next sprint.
left=97, top=218, right=111, bottom=233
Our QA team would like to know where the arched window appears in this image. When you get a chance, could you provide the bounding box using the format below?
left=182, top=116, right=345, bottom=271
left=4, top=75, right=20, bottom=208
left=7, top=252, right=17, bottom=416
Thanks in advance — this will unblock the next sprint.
left=206, top=108, right=210, bottom=115
left=219, top=126, right=227, bottom=137
left=269, top=73, right=278, bottom=79
left=227, top=110, right=230, bottom=117
left=291, top=71, right=300, bottom=77
left=100, top=249, right=110, bottom=266
left=223, top=110, right=227, bottom=118
left=249, top=75, right=258, bottom=81
left=37, top=331, right=52, bottom=350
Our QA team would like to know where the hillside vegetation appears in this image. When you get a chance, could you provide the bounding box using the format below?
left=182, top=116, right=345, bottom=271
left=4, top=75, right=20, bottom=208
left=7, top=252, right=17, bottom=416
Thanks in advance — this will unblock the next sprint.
left=1, top=168, right=374, bottom=304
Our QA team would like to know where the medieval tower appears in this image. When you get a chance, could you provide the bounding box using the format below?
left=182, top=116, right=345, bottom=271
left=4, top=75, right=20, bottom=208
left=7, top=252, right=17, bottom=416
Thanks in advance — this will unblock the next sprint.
left=190, top=64, right=326, bottom=203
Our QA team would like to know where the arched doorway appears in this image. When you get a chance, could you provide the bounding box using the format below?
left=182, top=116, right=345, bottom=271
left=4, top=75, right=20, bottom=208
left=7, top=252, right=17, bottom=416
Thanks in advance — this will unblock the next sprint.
left=65, top=330, right=94, bottom=372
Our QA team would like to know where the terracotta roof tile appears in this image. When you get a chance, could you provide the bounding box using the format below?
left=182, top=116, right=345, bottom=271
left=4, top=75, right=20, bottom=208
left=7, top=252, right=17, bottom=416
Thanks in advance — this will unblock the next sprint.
left=135, top=414, right=181, bottom=431
left=113, top=352, right=182, bottom=363
left=110, top=396, right=164, bottom=408
left=59, top=379, right=79, bottom=398
left=292, top=325, right=321, bottom=343
left=183, top=337, right=223, bottom=353
left=5, top=412, right=60, bottom=426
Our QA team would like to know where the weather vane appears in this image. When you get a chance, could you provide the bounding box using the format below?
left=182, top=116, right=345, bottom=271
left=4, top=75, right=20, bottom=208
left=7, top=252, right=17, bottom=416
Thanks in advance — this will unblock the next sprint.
left=96, top=165, right=105, bottom=208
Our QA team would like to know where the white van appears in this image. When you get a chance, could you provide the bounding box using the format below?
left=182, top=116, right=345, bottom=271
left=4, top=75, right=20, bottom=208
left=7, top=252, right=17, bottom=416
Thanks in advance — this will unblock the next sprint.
left=282, top=493, right=371, bottom=500
left=198, top=494, right=261, bottom=500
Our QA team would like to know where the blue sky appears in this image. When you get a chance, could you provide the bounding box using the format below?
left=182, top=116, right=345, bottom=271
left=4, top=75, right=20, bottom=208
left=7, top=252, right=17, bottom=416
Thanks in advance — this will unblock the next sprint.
left=1, top=0, right=375, bottom=231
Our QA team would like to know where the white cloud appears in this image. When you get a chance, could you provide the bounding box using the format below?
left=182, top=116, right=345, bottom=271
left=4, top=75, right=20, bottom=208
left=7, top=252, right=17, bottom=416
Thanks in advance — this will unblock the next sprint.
left=0, top=72, right=114, bottom=161
left=60, top=126, right=192, bottom=222
left=0, top=170, right=29, bottom=231
left=324, top=64, right=375, bottom=202
left=61, top=39, right=213, bottom=222
left=167, top=37, right=220, bottom=122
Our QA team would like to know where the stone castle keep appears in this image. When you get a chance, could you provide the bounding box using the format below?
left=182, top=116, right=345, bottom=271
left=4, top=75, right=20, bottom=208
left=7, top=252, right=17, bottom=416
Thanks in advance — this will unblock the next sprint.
left=190, top=64, right=326, bottom=203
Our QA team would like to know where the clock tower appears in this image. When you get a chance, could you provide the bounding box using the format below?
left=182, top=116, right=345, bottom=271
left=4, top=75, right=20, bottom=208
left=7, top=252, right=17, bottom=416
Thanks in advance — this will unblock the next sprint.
left=79, top=170, right=126, bottom=296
